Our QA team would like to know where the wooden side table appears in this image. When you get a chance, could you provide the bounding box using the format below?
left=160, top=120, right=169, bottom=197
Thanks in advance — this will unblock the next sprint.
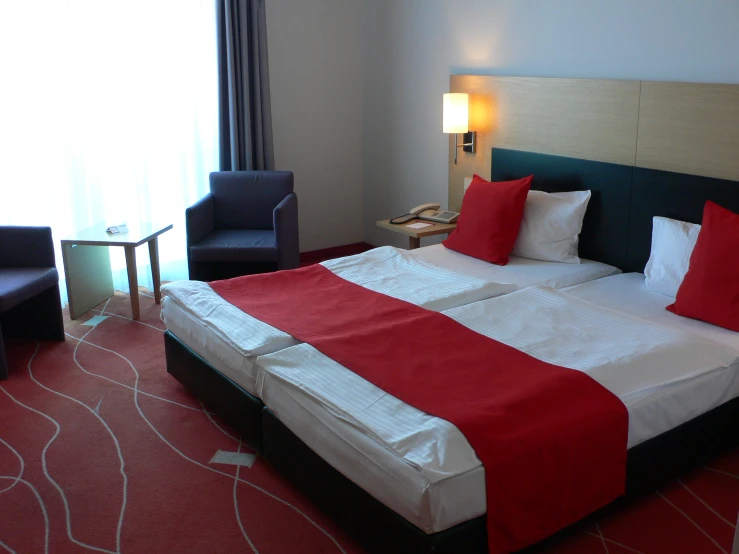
left=376, top=219, right=457, bottom=250
left=61, top=222, right=173, bottom=320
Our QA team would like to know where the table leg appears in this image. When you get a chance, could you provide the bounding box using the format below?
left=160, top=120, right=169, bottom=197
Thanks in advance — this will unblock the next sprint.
left=409, top=236, right=421, bottom=249
left=148, top=237, right=162, bottom=304
left=124, top=246, right=140, bottom=320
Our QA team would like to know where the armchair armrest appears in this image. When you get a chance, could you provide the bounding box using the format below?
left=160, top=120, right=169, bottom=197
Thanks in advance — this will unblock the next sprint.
left=0, top=226, right=56, bottom=268
left=274, top=193, right=299, bottom=270
left=186, top=193, right=215, bottom=247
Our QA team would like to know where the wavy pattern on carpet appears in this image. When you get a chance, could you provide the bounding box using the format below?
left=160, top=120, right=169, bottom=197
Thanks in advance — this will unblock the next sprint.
left=0, top=292, right=358, bottom=554
left=0, top=290, right=737, bottom=553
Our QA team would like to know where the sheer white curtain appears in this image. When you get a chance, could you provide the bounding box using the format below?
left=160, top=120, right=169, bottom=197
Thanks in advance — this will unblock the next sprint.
left=0, top=2, right=219, bottom=298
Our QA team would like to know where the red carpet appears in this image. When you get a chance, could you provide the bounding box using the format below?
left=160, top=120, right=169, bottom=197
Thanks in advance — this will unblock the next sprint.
left=1, top=291, right=737, bottom=553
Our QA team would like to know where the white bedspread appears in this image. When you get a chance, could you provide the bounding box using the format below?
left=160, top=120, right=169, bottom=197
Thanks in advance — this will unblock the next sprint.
left=445, top=287, right=738, bottom=406
left=563, top=272, right=739, bottom=350
left=411, top=243, right=620, bottom=289
left=161, top=246, right=516, bottom=392
left=257, top=286, right=739, bottom=486
left=320, top=246, right=515, bottom=310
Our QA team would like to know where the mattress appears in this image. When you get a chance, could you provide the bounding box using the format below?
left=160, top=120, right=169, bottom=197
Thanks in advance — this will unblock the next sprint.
left=162, top=245, right=618, bottom=395
left=256, top=285, right=739, bottom=534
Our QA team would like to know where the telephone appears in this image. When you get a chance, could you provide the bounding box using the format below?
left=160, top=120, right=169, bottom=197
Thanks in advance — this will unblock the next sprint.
left=105, top=224, right=129, bottom=234
left=389, top=203, right=460, bottom=225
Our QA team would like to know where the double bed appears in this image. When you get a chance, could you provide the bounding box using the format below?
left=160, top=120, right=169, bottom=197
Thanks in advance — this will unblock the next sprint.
left=257, top=280, right=739, bottom=537
left=162, top=235, right=619, bottom=451
left=162, top=148, right=739, bottom=553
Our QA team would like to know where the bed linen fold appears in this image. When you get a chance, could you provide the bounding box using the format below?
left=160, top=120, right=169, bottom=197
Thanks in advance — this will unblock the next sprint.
left=161, top=246, right=515, bottom=361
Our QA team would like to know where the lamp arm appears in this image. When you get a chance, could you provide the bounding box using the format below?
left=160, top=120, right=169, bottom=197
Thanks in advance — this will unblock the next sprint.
left=452, top=132, right=476, bottom=164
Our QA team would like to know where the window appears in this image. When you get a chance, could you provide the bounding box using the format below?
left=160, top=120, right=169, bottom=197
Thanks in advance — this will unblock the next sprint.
left=0, top=1, right=219, bottom=295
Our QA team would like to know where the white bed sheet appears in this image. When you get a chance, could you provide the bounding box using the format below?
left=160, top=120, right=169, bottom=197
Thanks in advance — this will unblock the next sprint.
left=410, top=243, right=620, bottom=289
left=162, top=245, right=618, bottom=396
left=562, top=272, right=739, bottom=350
left=162, top=296, right=266, bottom=393
left=256, top=286, right=739, bottom=534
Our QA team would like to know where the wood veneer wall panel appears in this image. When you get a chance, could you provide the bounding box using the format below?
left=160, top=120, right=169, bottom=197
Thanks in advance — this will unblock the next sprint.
left=448, top=76, right=641, bottom=211
left=636, top=82, right=739, bottom=181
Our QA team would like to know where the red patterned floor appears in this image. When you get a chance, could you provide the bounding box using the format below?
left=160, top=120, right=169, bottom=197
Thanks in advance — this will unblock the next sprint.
left=0, top=292, right=737, bottom=553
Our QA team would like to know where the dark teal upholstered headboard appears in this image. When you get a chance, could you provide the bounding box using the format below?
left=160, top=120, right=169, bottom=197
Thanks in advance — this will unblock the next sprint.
left=491, top=148, right=633, bottom=270
left=490, top=147, right=739, bottom=273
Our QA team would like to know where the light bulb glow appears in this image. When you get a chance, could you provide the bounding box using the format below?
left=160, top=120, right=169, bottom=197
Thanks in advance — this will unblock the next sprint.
left=443, top=93, right=469, bottom=134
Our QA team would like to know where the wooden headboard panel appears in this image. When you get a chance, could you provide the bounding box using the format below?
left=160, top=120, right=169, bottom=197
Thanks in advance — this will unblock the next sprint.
left=448, top=76, right=641, bottom=211
left=448, top=76, right=739, bottom=212
left=636, top=82, right=739, bottom=181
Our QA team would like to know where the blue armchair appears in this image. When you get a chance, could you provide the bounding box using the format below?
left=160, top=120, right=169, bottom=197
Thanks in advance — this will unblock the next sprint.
left=186, top=171, right=299, bottom=281
left=0, top=226, right=65, bottom=379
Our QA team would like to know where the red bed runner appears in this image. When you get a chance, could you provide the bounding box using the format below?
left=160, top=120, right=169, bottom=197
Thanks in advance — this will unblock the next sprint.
left=210, top=265, right=629, bottom=553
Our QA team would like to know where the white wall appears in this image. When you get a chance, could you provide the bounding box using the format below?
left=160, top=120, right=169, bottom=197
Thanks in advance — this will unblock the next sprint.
left=266, top=0, right=364, bottom=252
left=362, top=0, right=739, bottom=247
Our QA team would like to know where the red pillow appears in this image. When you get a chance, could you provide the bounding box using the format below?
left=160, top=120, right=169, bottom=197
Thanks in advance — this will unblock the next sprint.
left=666, top=201, right=739, bottom=331
left=443, top=174, right=533, bottom=265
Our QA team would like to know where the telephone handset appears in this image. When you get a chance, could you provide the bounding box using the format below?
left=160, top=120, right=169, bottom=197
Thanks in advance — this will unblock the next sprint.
left=389, top=203, right=460, bottom=225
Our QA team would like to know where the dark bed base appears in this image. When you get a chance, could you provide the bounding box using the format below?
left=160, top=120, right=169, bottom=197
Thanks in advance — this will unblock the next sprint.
left=164, top=329, right=739, bottom=553
left=262, top=407, right=488, bottom=554
left=264, top=397, right=739, bottom=554
left=164, top=330, right=265, bottom=452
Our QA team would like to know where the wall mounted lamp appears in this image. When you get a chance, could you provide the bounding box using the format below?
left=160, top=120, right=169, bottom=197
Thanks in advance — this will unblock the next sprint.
left=443, top=93, right=476, bottom=164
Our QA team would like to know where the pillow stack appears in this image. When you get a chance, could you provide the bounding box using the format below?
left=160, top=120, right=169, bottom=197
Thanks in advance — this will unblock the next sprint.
left=443, top=174, right=591, bottom=266
left=443, top=174, right=532, bottom=265
left=665, top=201, right=739, bottom=332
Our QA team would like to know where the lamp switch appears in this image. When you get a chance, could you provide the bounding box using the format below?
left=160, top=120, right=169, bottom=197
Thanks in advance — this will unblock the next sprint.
left=463, top=177, right=473, bottom=191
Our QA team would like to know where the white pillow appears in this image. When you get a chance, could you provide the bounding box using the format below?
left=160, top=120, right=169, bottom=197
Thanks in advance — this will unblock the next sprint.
left=511, top=190, right=591, bottom=263
left=644, top=216, right=701, bottom=297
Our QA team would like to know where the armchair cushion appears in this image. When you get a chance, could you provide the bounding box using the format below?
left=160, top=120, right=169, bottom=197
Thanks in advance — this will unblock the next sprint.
left=0, top=267, right=59, bottom=312
left=210, top=171, right=294, bottom=230
left=0, top=226, right=56, bottom=268
left=189, top=230, right=278, bottom=263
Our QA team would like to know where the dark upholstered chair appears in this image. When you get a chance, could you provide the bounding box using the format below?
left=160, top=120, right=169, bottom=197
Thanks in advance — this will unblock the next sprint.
left=186, top=171, right=299, bottom=281
left=0, top=226, right=65, bottom=379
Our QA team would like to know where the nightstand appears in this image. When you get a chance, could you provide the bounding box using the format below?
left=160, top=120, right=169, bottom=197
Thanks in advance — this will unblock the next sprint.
left=376, top=219, right=457, bottom=249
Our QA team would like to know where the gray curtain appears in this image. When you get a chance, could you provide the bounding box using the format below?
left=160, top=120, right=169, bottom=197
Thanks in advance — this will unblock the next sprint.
left=217, top=0, right=275, bottom=171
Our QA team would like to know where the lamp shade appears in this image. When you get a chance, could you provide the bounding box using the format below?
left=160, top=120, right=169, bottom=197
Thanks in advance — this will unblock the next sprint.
left=443, top=93, right=469, bottom=134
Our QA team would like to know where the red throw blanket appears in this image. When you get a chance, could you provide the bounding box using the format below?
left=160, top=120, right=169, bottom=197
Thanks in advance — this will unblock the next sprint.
left=211, top=265, right=629, bottom=553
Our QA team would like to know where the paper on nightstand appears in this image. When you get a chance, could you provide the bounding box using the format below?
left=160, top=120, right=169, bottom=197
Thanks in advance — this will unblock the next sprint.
left=406, top=222, right=433, bottom=229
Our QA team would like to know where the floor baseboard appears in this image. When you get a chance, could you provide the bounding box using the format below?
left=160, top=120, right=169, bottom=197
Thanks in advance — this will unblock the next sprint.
left=300, top=242, right=375, bottom=266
